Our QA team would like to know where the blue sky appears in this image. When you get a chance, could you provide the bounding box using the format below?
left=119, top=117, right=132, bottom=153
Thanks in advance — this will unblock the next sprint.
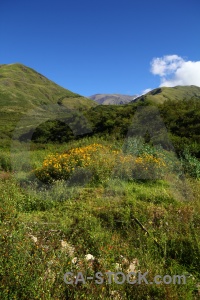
left=1, top=0, right=200, bottom=96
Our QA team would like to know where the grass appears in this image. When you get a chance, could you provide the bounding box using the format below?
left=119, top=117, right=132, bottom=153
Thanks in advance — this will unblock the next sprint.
left=0, top=136, right=200, bottom=299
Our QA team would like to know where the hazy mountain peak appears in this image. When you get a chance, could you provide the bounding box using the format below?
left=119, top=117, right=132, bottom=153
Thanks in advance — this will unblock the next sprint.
left=89, top=93, right=137, bottom=105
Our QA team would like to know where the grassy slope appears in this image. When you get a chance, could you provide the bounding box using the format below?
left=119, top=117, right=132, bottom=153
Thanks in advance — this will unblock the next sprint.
left=0, top=63, right=97, bottom=143
left=132, top=85, right=200, bottom=104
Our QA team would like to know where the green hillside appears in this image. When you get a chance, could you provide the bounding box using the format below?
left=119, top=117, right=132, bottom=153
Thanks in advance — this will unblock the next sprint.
left=0, top=63, right=97, bottom=144
left=132, top=85, right=200, bottom=104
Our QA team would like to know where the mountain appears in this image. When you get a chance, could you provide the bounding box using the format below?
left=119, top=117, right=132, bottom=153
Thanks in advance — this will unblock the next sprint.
left=0, top=63, right=97, bottom=144
left=0, top=63, right=97, bottom=110
left=131, top=85, right=200, bottom=104
left=89, top=94, right=137, bottom=105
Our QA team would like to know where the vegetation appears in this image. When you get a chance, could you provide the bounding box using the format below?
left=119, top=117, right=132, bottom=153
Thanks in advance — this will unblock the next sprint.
left=34, top=142, right=167, bottom=184
left=159, top=98, right=200, bottom=157
left=22, top=95, right=200, bottom=160
left=0, top=64, right=200, bottom=299
left=1, top=135, right=200, bottom=299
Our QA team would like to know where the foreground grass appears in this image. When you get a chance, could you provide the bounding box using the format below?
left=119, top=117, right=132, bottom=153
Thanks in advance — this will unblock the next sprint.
left=0, top=138, right=200, bottom=299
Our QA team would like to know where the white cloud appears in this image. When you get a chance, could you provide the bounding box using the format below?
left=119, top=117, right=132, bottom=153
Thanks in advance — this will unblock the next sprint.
left=150, top=55, right=200, bottom=87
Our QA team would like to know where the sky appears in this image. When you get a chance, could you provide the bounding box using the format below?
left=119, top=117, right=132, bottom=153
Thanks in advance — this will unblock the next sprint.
left=1, top=0, right=200, bottom=96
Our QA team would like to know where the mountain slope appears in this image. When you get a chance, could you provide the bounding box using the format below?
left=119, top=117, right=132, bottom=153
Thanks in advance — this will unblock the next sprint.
left=131, top=85, right=200, bottom=104
left=0, top=63, right=97, bottom=111
left=89, top=94, right=137, bottom=105
left=0, top=63, right=97, bottom=144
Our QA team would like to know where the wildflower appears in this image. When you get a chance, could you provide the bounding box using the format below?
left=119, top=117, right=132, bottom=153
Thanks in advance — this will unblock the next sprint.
left=71, top=257, right=78, bottom=264
left=85, top=254, right=95, bottom=261
left=115, top=263, right=122, bottom=272
left=126, top=258, right=139, bottom=273
left=61, top=240, right=75, bottom=257
left=29, top=234, right=38, bottom=243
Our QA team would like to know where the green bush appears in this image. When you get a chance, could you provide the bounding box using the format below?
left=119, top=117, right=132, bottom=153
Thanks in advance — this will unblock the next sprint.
left=181, top=148, right=200, bottom=179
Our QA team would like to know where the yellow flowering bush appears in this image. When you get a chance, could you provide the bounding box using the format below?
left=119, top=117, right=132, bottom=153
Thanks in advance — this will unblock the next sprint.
left=113, top=152, right=166, bottom=180
left=34, top=143, right=120, bottom=184
left=132, top=153, right=166, bottom=180
left=34, top=143, right=167, bottom=184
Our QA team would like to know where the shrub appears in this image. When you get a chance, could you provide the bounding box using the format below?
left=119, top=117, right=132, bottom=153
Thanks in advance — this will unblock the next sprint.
left=122, top=137, right=162, bottom=156
left=132, top=153, right=166, bottom=180
left=34, top=143, right=119, bottom=185
left=181, top=148, right=200, bottom=179
left=34, top=143, right=167, bottom=185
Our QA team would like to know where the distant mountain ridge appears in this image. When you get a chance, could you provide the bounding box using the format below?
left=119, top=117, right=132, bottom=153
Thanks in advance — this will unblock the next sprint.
left=89, top=93, right=137, bottom=105
left=131, top=85, right=200, bottom=104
